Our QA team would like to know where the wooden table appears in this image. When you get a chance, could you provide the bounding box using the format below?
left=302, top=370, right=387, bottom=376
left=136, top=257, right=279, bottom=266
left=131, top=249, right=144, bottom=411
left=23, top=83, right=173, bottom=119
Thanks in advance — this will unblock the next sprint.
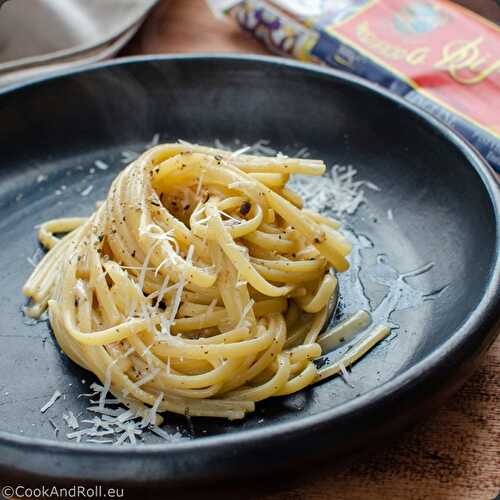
left=125, top=2, right=500, bottom=499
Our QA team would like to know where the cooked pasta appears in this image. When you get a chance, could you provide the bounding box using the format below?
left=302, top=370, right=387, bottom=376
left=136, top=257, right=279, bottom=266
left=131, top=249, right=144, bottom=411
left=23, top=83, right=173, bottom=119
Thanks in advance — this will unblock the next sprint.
left=23, top=142, right=389, bottom=421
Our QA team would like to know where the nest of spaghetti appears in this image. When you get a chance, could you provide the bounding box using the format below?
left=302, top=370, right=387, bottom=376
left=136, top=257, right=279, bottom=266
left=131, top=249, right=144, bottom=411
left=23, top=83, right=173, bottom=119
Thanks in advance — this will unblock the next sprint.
left=23, top=143, right=388, bottom=421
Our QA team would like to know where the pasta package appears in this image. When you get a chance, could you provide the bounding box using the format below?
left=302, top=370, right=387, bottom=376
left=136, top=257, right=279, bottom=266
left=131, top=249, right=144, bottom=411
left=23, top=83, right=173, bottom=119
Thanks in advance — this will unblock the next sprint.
left=217, top=0, right=500, bottom=173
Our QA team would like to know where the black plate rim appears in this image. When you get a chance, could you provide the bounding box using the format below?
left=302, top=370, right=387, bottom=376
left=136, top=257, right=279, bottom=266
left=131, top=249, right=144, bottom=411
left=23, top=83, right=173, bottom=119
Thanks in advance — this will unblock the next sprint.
left=0, top=54, right=498, bottom=458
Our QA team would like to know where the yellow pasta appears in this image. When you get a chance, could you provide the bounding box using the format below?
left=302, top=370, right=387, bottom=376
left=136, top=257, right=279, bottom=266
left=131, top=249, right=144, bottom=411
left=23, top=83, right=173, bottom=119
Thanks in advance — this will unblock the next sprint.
left=23, top=142, right=388, bottom=421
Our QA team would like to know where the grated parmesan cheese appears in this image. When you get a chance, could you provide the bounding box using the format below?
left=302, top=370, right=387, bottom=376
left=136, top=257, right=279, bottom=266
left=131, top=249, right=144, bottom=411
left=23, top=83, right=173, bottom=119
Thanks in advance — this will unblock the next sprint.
left=62, top=411, right=79, bottom=430
left=40, top=390, right=62, bottom=413
left=237, top=299, right=255, bottom=329
left=87, top=406, right=123, bottom=417
left=121, top=150, right=140, bottom=164
left=116, top=409, right=136, bottom=423
left=295, top=147, right=310, bottom=158
left=146, top=133, right=160, bottom=149
left=94, top=160, right=109, bottom=171
left=89, top=398, right=121, bottom=405
left=81, top=185, right=94, bottom=197
left=245, top=139, right=277, bottom=156
left=289, top=164, right=381, bottom=217
left=149, top=425, right=173, bottom=441
left=143, top=392, right=164, bottom=428
left=113, top=432, right=129, bottom=446
left=99, top=360, right=116, bottom=410
left=231, top=146, right=251, bottom=157
left=338, top=362, right=354, bottom=387
left=213, top=138, right=225, bottom=150
left=124, top=423, right=138, bottom=445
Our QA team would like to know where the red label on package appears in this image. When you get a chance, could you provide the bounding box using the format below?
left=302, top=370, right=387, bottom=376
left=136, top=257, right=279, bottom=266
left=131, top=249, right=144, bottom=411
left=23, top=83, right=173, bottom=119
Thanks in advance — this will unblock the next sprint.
left=328, top=0, right=500, bottom=137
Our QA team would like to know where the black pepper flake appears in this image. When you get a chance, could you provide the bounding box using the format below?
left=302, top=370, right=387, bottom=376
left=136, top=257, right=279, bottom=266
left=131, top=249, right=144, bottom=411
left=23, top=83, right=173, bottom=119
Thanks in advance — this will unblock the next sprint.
left=239, top=201, right=251, bottom=215
left=151, top=201, right=160, bottom=207
left=184, top=204, right=190, bottom=210
left=131, top=250, right=136, bottom=258
left=315, top=357, right=329, bottom=369
left=97, top=235, right=104, bottom=243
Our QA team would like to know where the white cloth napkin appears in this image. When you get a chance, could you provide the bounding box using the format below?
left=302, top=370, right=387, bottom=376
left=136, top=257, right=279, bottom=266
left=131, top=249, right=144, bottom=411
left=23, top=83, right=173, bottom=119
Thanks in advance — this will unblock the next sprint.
left=0, top=0, right=159, bottom=87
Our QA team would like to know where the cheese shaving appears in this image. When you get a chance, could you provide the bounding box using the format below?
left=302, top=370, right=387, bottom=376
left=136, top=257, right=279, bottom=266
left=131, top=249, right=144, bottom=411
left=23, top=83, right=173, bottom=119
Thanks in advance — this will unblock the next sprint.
left=81, top=185, right=93, bottom=197
left=62, top=411, right=79, bottom=430
left=94, top=160, right=109, bottom=171
left=40, top=390, right=62, bottom=413
left=289, top=164, right=382, bottom=217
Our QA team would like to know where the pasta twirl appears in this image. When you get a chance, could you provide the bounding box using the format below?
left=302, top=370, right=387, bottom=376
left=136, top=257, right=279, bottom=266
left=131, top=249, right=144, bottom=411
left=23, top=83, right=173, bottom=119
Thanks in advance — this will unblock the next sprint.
left=23, top=142, right=389, bottom=421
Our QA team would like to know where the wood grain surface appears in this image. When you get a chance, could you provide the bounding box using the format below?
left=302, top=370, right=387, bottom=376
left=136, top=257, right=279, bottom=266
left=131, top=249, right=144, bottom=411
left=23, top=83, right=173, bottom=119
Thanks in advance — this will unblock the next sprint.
left=125, top=2, right=500, bottom=499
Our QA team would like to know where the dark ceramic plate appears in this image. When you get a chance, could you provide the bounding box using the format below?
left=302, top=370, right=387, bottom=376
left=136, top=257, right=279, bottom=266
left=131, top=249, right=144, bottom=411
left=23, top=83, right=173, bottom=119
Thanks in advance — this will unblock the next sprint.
left=0, top=55, right=498, bottom=490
